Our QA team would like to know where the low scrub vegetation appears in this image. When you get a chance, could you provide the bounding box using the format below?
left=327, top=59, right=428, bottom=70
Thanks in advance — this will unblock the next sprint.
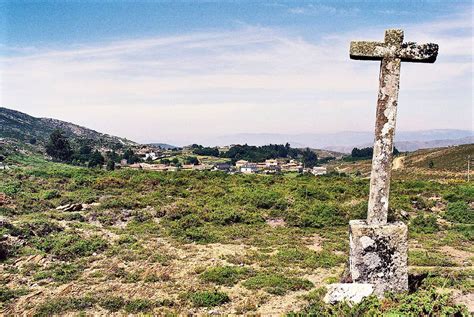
left=0, top=152, right=472, bottom=315
left=188, top=290, right=230, bottom=307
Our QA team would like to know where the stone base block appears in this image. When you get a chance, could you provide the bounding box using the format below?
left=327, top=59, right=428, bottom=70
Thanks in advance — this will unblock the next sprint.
left=349, top=220, right=408, bottom=296
left=323, top=283, right=374, bottom=304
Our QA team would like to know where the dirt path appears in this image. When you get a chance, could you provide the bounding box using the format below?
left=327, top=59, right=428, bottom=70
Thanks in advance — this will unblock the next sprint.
left=392, top=156, right=405, bottom=170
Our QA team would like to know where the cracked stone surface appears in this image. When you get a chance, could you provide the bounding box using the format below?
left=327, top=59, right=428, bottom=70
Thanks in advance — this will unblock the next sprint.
left=349, top=220, right=408, bottom=296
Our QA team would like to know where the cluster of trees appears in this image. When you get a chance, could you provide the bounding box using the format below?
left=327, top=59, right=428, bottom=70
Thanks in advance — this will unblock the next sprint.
left=188, top=143, right=320, bottom=168
left=191, top=144, right=219, bottom=157
left=158, top=156, right=199, bottom=167
left=221, top=143, right=318, bottom=168
left=350, top=146, right=400, bottom=160
left=45, top=129, right=140, bottom=169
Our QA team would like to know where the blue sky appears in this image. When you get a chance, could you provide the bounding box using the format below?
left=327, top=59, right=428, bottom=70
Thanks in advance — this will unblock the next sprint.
left=1, top=1, right=472, bottom=145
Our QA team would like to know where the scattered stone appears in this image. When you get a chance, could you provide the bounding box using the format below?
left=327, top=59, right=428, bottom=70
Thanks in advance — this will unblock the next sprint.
left=82, top=202, right=101, bottom=210
left=399, top=209, right=409, bottom=219
left=265, top=218, right=286, bottom=228
left=323, top=283, right=374, bottom=305
left=56, top=203, right=83, bottom=211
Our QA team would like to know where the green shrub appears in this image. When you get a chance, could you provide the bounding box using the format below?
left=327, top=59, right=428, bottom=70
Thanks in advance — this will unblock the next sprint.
left=99, top=296, right=125, bottom=312
left=124, top=298, right=154, bottom=313
left=410, top=214, right=439, bottom=234
left=409, top=250, right=455, bottom=267
left=19, top=219, right=63, bottom=238
left=200, top=266, right=252, bottom=286
left=292, top=288, right=468, bottom=316
left=0, top=287, right=28, bottom=303
left=34, top=296, right=96, bottom=316
left=42, top=189, right=60, bottom=200
left=242, top=273, right=313, bottom=295
left=444, top=201, right=473, bottom=224
left=451, top=224, right=474, bottom=241
left=34, top=263, right=83, bottom=283
left=33, top=232, right=108, bottom=260
left=0, top=181, right=21, bottom=196
left=290, top=203, right=345, bottom=228
left=189, top=290, right=230, bottom=307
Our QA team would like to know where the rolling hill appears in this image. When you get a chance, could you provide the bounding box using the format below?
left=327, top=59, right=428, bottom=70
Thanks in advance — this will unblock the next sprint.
left=332, top=143, right=473, bottom=177
left=0, top=107, right=137, bottom=150
left=402, top=143, right=473, bottom=172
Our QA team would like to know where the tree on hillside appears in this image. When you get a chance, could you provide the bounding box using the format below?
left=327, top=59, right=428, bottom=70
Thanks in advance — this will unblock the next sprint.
left=122, top=148, right=141, bottom=164
left=88, top=150, right=105, bottom=168
left=105, top=150, right=120, bottom=163
left=351, top=146, right=400, bottom=159
left=184, top=156, right=199, bottom=165
left=192, top=145, right=220, bottom=157
left=302, top=148, right=318, bottom=168
left=106, top=159, right=115, bottom=171
left=46, top=130, right=73, bottom=162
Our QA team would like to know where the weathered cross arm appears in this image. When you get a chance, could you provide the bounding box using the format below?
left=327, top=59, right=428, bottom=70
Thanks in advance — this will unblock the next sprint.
left=398, top=42, right=439, bottom=62
left=349, top=30, right=439, bottom=63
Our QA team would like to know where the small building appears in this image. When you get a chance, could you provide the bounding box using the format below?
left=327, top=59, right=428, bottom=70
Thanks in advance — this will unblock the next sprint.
left=263, top=165, right=281, bottom=174
left=235, top=160, right=249, bottom=168
left=265, top=159, right=279, bottom=167
left=240, top=163, right=258, bottom=174
left=312, top=166, right=327, bottom=176
left=281, top=161, right=303, bottom=173
left=193, top=164, right=212, bottom=171
left=144, top=152, right=158, bottom=161
left=120, top=159, right=128, bottom=166
left=213, top=162, right=231, bottom=172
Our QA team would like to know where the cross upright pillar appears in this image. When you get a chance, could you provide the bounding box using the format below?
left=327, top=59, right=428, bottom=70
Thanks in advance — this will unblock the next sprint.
left=347, top=29, right=438, bottom=296
left=367, top=30, right=402, bottom=225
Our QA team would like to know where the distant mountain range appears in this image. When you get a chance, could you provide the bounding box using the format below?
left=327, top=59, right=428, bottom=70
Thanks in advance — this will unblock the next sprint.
left=0, top=107, right=136, bottom=150
left=205, top=130, right=473, bottom=153
left=2, top=107, right=472, bottom=153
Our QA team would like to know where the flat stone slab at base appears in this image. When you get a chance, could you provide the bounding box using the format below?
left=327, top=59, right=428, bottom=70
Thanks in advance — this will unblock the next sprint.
left=323, top=283, right=374, bottom=304
left=349, top=220, right=408, bottom=296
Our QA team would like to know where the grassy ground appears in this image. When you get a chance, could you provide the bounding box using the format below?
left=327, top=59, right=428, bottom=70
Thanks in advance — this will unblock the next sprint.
left=1, top=152, right=472, bottom=315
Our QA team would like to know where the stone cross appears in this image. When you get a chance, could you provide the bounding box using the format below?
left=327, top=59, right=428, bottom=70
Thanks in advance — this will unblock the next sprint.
left=350, top=29, right=438, bottom=225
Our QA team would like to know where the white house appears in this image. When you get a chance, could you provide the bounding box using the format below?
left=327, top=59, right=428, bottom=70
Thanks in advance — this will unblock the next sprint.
left=235, top=160, right=249, bottom=168
left=312, top=166, right=327, bottom=176
left=265, top=159, right=278, bottom=167
left=240, top=163, right=258, bottom=174
left=144, top=152, right=158, bottom=161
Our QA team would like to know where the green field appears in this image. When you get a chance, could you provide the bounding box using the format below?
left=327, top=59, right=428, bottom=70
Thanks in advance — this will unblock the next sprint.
left=1, top=153, right=473, bottom=315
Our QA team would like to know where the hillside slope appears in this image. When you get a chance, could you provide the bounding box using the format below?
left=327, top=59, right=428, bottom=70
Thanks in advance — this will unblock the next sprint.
left=0, top=107, right=136, bottom=149
left=403, top=143, right=473, bottom=172
left=332, top=143, right=473, bottom=178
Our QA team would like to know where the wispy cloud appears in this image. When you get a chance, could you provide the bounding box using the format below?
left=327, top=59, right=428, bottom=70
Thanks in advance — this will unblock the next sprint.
left=288, top=4, right=360, bottom=17
left=0, top=13, right=471, bottom=145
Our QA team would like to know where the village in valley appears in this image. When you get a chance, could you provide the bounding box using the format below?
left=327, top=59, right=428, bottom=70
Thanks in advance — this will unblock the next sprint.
left=126, top=145, right=330, bottom=175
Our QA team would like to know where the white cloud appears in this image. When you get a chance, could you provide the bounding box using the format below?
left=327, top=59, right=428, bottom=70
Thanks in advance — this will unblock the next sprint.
left=288, top=4, right=360, bottom=17
left=0, top=14, right=472, bottom=145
